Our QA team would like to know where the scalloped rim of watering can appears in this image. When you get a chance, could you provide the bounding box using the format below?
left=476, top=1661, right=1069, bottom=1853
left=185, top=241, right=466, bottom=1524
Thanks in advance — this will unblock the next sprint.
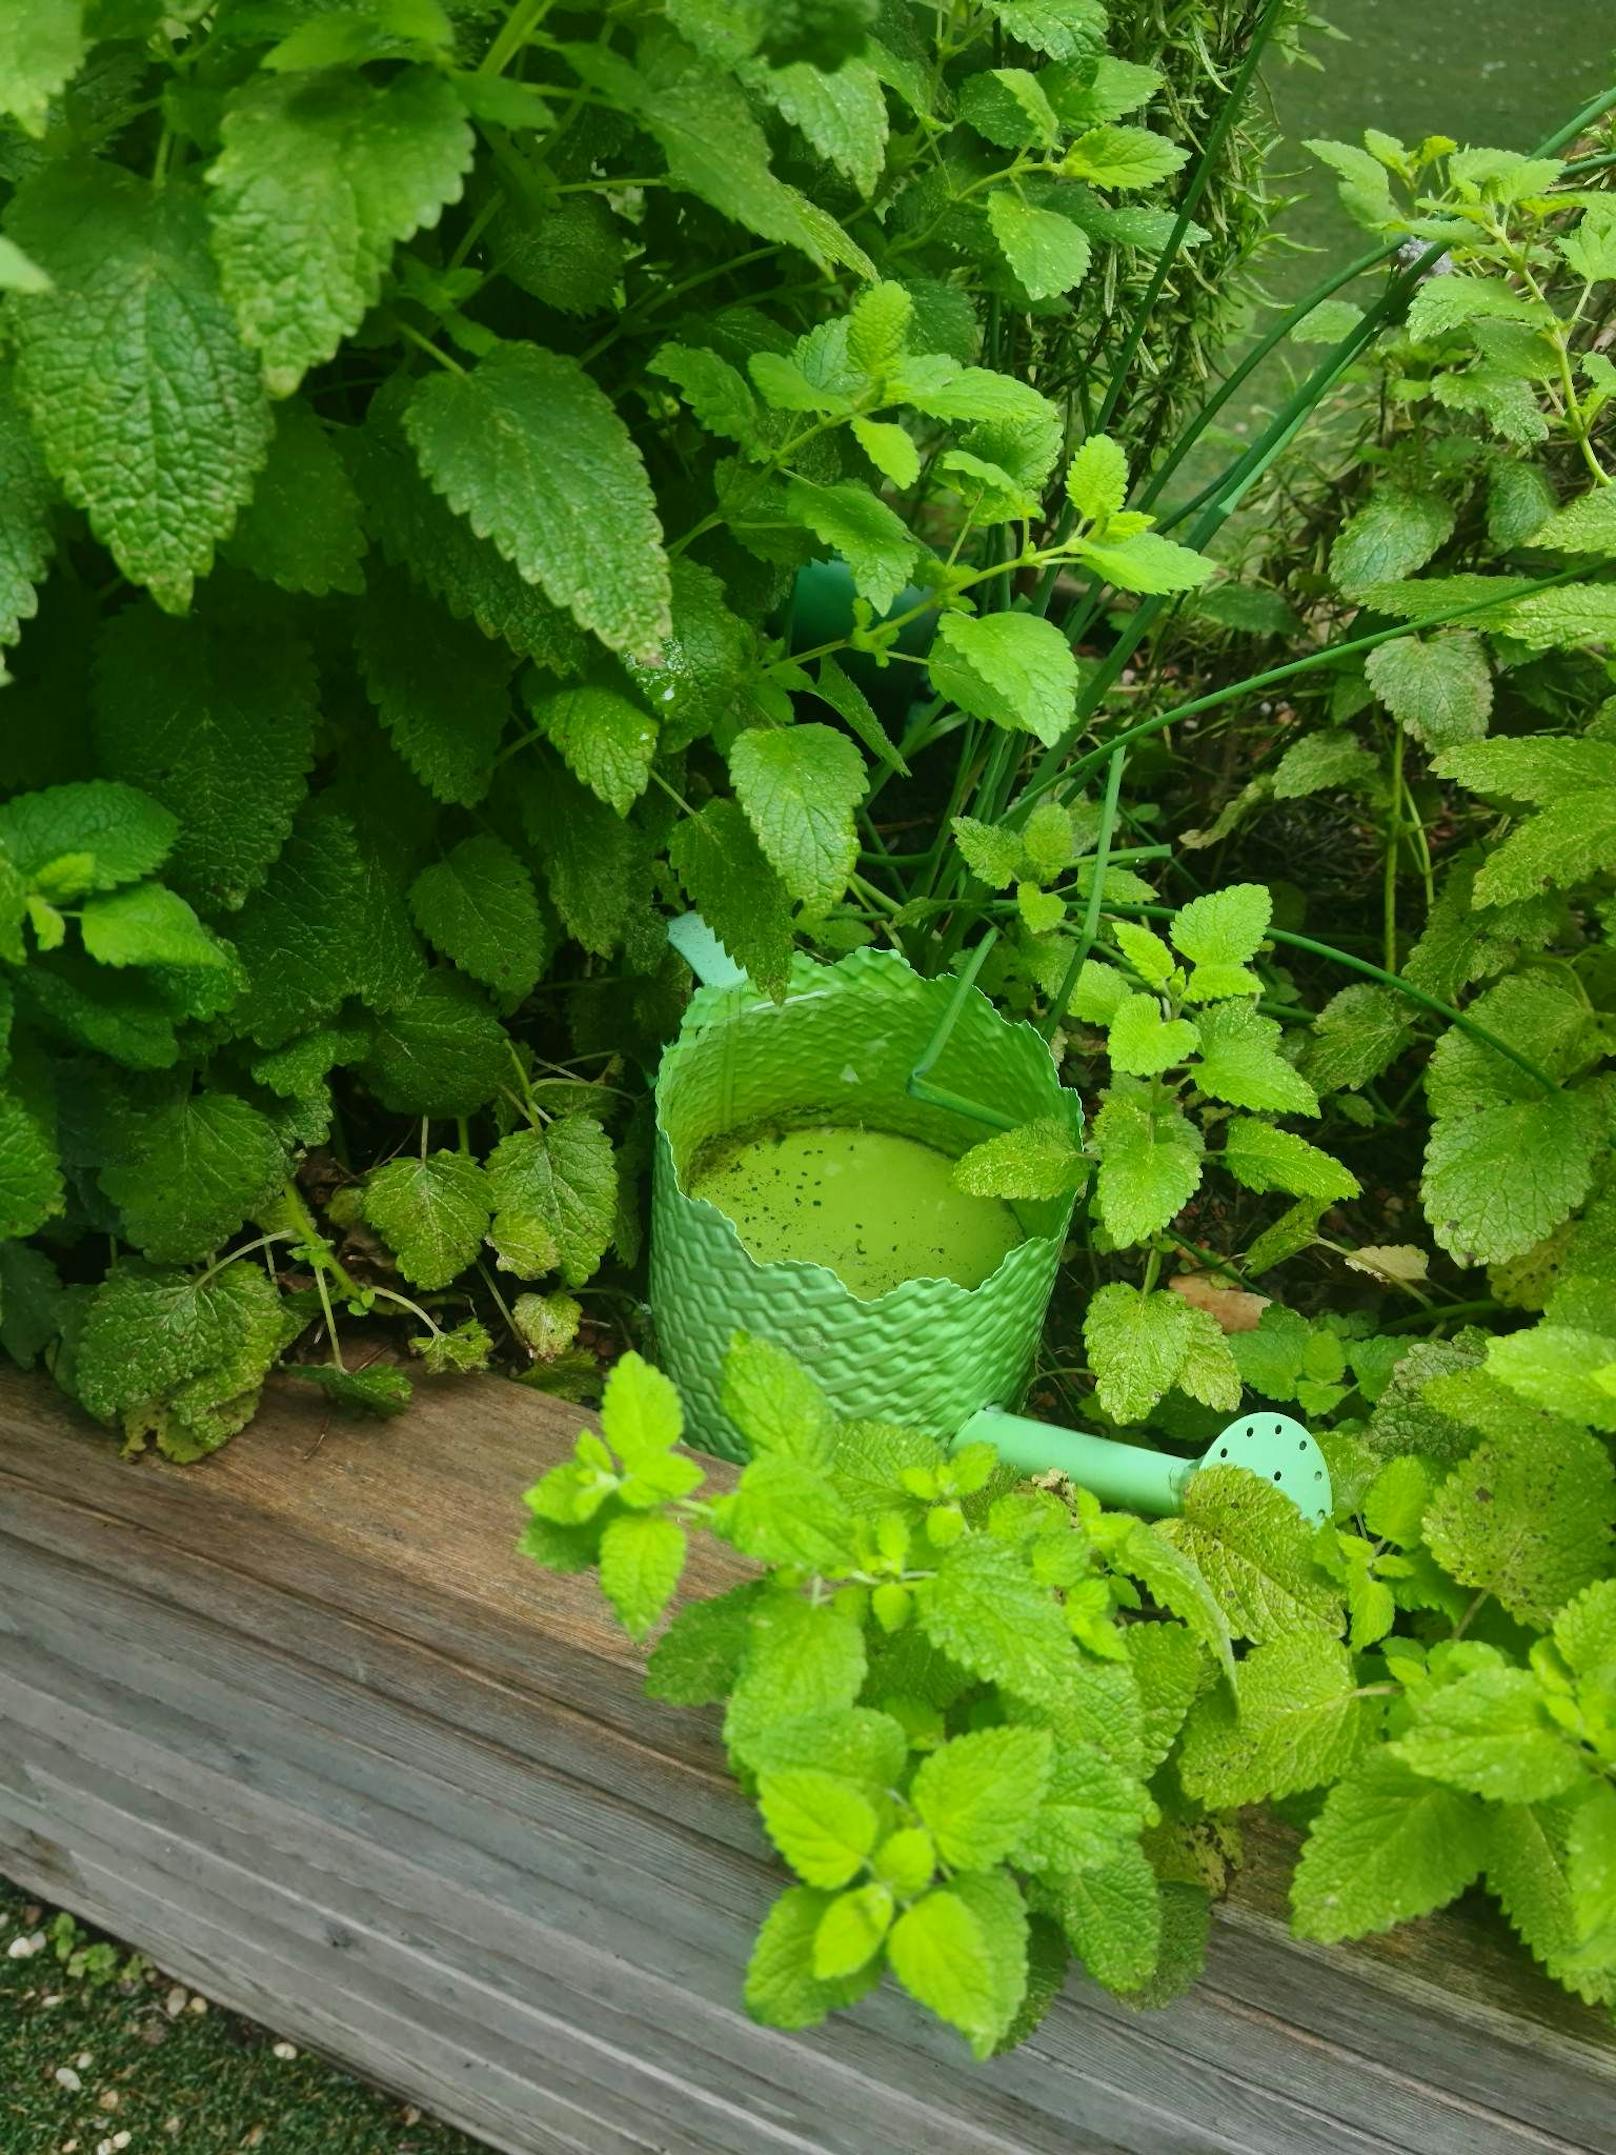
left=652, top=1125, right=1070, bottom=1310
left=654, top=944, right=1082, bottom=1307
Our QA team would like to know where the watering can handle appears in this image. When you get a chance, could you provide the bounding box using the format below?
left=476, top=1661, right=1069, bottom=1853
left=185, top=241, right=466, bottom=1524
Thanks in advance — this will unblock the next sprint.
left=957, top=1404, right=1332, bottom=1524
left=668, top=912, right=749, bottom=991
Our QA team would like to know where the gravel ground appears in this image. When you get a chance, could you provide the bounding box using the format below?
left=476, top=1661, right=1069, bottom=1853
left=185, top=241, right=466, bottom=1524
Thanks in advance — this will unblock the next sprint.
left=1, top=1881, right=480, bottom=2155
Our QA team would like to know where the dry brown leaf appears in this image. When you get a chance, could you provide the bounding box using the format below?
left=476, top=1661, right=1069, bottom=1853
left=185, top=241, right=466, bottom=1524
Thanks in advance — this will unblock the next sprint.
left=1169, top=1271, right=1270, bottom=1333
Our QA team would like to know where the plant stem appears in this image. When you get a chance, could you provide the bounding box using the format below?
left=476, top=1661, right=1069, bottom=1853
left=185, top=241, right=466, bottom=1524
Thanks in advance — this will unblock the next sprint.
left=1041, top=745, right=1125, bottom=1040
left=1383, top=724, right=1404, bottom=974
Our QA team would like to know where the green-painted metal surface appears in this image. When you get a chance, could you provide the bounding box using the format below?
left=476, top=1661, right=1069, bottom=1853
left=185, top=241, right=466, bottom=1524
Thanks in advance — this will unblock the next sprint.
left=651, top=944, right=1080, bottom=1461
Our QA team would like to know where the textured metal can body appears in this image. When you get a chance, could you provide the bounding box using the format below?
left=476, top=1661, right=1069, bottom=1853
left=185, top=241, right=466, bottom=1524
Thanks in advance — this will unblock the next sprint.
left=650, top=949, right=1080, bottom=1461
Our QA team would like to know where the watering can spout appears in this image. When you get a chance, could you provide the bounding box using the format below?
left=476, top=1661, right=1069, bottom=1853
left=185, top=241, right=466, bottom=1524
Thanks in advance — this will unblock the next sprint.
left=668, top=911, right=749, bottom=991
left=958, top=1403, right=1332, bottom=1525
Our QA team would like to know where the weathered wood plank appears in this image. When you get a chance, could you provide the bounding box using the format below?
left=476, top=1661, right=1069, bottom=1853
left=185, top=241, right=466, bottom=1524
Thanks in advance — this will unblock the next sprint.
left=1, top=1368, right=1613, bottom=2154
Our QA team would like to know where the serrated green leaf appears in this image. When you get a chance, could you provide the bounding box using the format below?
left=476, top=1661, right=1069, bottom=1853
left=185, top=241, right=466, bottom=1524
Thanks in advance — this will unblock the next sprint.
left=1089, top=1087, right=1202, bottom=1244
left=485, top=1117, right=615, bottom=1285
left=76, top=1257, right=286, bottom=1445
left=644, top=1579, right=765, bottom=1705
left=1063, top=123, right=1187, bottom=190
left=1159, top=1465, right=1341, bottom=1645
left=720, top=1332, right=835, bottom=1468
left=0, top=1239, right=64, bottom=1367
left=912, top=1726, right=1053, bottom=1870
left=0, top=1085, right=61, bottom=1241
left=916, top=1535, right=1077, bottom=1707
left=1365, top=632, right=1492, bottom=750
left=409, top=834, right=547, bottom=998
left=207, top=68, right=472, bottom=397
left=1329, top=489, right=1454, bottom=604
left=0, top=781, right=176, bottom=897
left=783, top=478, right=920, bottom=613
left=1302, top=984, right=1411, bottom=1095
left=758, top=1767, right=879, bottom=1888
left=812, top=654, right=909, bottom=777
left=1292, top=1754, right=1488, bottom=1944
left=0, top=0, right=84, bottom=135
left=952, top=1117, right=1085, bottom=1201
left=744, top=1883, right=881, bottom=2029
left=405, top=341, right=670, bottom=662
left=1423, top=1087, right=1604, bottom=1268
left=349, top=388, right=586, bottom=669
left=599, top=1509, right=687, bottom=1641
left=986, top=191, right=1091, bottom=299
left=749, top=55, right=888, bottom=196
left=813, top=1883, right=894, bottom=1979
left=1436, top=736, right=1616, bottom=906
left=100, top=1091, right=285, bottom=1265
left=8, top=162, right=270, bottom=611
left=565, top=39, right=871, bottom=279
left=1107, top=992, right=1199, bottom=1076
left=1488, top=1324, right=1616, bottom=1434
left=1039, top=1842, right=1159, bottom=1992
left=729, top=721, right=865, bottom=912
left=1065, top=433, right=1127, bottom=522
left=1222, top=1119, right=1360, bottom=1203
left=531, top=683, right=658, bottom=818
left=1171, top=883, right=1271, bottom=971
left=1194, top=1003, right=1319, bottom=1115
left=960, top=66, right=1060, bottom=150
left=648, top=341, right=763, bottom=451
left=1425, top=1423, right=1614, bottom=1628
left=887, top=1882, right=1024, bottom=2056
left=1044, top=53, right=1160, bottom=128
left=851, top=416, right=920, bottom=489
left=78, top=883, right=224, bottom=972
left=1180, top=1634, right=1370, bottom=1805
left=930, top=611, right=1077, bottom=749
left=1393, top=1665, right=1583, bottom=1803
left=668, top=799, right=793, bottom=1002
left=361, top=969, right=508, bottom=1117
left=94, top=595, right=315, bottom=913
left=716, top=1452, right=857, bottom=1570
left=1272, top=729, right=1379, bottom=801
left=226, top=398, right=367, bottom=597
left=1072, top=528, right=1213, bottom=595
left=356, top=566, right=514, bottom=808
left=1122, top=1537, right=1233, bottom=1692
left=1084, top=1282, right=1239, bottom=1425
left=726, top=1592, right=867, bottom=1768
left=0, top=377, right=55, bottom=671
left=362, top=1151, right=490, bottom=1291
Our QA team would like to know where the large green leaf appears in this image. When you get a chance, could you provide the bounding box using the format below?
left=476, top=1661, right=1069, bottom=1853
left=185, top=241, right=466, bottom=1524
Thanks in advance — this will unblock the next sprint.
left=729, top=723, right=866, bottom=912
left=8, top=163, right=271, bottom=611
left=208, top=67, right=473, bottom=397
left=405, top=342, right=671, bottom=661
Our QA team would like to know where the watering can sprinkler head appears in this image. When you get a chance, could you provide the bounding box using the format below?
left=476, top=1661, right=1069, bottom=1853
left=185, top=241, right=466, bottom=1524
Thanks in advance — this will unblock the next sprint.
left=657, top=911, right=1332, bottom=1525
left=954, top=1404, right=1332, bottom=1526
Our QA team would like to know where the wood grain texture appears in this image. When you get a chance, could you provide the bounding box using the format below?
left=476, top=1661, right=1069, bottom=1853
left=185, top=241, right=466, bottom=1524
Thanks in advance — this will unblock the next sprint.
left=1, top=1366, right=1613, bottom=2155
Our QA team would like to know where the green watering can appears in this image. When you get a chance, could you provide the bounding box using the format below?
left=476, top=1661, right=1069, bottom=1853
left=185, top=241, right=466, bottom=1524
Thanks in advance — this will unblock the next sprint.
left=650, top=915, right=1330, bottom=1525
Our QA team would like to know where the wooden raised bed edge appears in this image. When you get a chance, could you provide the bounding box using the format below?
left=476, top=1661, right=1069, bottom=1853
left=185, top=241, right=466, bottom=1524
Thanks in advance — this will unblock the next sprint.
left=2, top=1367, right=1613, bottom=2155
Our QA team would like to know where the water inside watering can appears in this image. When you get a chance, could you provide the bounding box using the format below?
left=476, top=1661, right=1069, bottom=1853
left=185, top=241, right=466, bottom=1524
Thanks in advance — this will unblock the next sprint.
left=688, top=1123, right=1024, bottom=1299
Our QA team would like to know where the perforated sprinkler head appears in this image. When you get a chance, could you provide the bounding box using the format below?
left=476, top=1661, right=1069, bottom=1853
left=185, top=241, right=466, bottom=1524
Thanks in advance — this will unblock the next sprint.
left=1197, top=1410, right=1331, bottom=1525
left=954, top=1405, right=1332, bottom=1525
